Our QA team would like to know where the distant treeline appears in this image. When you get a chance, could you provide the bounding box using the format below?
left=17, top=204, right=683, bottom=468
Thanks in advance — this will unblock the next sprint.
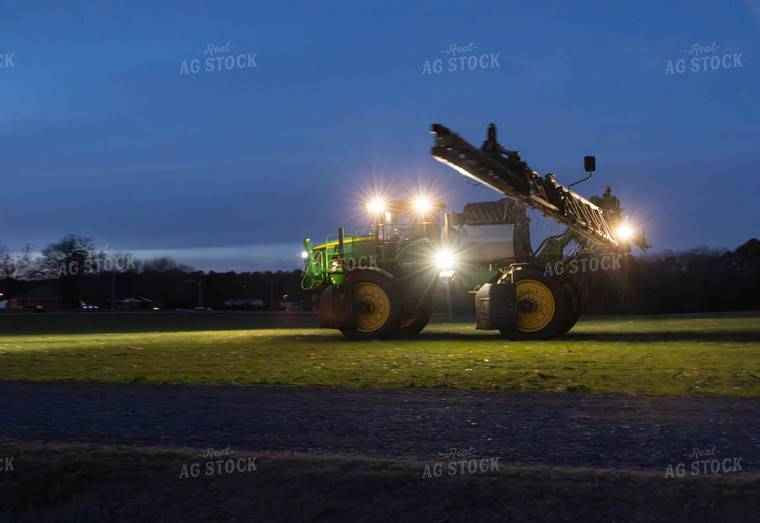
left=1, top=235, right=758, bottom=314
left=0, top=235, right=312, bottom=310
left=572, top=238, right=760, bottom=314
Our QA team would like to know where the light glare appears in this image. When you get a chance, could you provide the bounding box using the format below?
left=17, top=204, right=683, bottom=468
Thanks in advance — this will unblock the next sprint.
left=616, top=223, right=634, bottom=241
left=414, top=198, right=432, bottom=213
left=367, top=200, right=385, bottom=214
left=433, top=248, right=457, bottom=270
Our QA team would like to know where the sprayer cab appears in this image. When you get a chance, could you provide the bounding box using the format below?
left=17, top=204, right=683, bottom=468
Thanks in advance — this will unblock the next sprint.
left=301, top=198, right=447, bottom=339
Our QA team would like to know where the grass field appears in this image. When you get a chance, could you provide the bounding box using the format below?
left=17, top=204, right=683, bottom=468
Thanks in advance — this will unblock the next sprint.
left=1, top=311, right=758, bottom=396
left=2, top=311, right=759, bottom=519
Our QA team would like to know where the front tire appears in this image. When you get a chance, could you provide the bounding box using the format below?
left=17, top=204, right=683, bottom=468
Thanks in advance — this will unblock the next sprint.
left=339, top=270, right=402, bottom=340
left=499, top=267, right=567, bottom=340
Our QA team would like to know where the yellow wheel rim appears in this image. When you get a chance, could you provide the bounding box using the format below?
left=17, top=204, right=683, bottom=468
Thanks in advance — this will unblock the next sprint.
left=355, top=282, right=391, bottom=332
left=516, top=279, right=555, bottom=332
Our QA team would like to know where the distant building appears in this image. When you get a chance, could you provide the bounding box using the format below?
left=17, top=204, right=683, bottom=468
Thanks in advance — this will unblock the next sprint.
left=10, top=285, right=65, bottom=309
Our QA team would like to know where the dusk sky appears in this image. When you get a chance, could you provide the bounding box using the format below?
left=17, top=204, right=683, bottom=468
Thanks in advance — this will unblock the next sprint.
left=2, top=1, right=758, bottom=272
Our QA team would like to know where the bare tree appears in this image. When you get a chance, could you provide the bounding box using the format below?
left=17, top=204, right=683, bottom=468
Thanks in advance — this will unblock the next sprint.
left=0, top=243, right=42, bottom=280
left=40, top=234, right=92, bottom=278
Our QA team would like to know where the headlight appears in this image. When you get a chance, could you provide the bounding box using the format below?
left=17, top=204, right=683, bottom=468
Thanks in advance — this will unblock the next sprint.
left=414, top=198, right=431, bottom=214
left=301, top=251, right=309, bottom=259
left=433, top=248, right=457, bottom=270
left=616, top=223, right=634, bottom=241
left=367, top=199, right=385, bottom=214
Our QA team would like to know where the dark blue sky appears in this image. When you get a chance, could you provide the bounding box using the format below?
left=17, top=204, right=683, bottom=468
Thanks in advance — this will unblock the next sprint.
left=2, top=1, right=758, bottom=271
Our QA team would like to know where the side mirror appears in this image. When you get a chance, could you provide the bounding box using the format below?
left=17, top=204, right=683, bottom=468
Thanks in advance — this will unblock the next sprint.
left=569, top=156, right=597, bottom=188
left=584, top=156, right=596, bottom=173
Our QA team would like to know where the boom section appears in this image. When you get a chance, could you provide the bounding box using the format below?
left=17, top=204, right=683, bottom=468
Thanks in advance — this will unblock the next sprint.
left=431, top=123, right=619, bottom=250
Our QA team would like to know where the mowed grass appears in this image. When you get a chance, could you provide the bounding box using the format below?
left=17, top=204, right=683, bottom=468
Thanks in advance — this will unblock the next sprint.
left=0, top=312, right=758, bottom=396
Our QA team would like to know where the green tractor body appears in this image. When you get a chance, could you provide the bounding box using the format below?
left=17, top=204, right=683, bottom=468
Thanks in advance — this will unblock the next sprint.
left=302, top=200, right=449, bottom=339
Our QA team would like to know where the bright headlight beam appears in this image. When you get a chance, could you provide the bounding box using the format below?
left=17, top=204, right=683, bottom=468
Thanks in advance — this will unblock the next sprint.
left=414, top=198, right=432, bottom=214
left=433, top=248, right=457, bottom=270
left=367, top=199, right=385, bottom=214
left=616, top=223, right=634, bottom=241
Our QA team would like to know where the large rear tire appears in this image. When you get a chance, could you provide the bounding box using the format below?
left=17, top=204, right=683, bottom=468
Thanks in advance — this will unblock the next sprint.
left=499, top=267, right=567, bottom=340
left=396, top=298, right=434, bottom=336
left=339, top=270, right=402, bottom=340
